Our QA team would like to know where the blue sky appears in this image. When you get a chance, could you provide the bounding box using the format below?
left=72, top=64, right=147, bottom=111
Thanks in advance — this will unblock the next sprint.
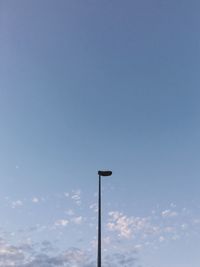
left=0, top=0, right=200, bottom=266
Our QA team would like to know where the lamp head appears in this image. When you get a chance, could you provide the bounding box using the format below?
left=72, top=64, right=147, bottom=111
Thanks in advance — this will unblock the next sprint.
left=98, top=170, right=112, bottom=176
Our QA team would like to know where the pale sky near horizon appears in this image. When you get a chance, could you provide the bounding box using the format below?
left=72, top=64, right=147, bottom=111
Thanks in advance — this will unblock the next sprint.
left=0, top=1, right=200, bottom=266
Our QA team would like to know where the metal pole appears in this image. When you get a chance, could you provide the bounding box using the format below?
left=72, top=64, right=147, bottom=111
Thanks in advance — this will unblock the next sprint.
left=97, top=174, right=101, bottom=267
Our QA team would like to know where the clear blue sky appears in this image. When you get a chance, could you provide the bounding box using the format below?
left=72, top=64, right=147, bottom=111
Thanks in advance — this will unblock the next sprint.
left=0, top=1, right=200, bottom=266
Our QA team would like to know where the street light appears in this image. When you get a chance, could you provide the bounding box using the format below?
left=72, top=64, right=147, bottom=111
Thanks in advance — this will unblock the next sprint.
left=97, top=170, right=112, bottom=267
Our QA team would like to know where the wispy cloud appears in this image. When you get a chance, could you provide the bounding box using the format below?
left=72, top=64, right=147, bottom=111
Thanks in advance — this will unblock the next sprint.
left=71, top=190, right=81, bottom=206
left=107, top=211, right=159, bottom=242
left=11, top=200, right=23, bottom=209
left=89, top=203, right=98, bottom=213
left=0, top=238, right=139, bottom=267
left=64, top=192, right=70, bottom=198
left=106, top=205, right=200, bottom=249
left=32, top=197, right=39, bottom=204
left=65, top=209, right=74, bottom=216
left=54, top=219, right=69, bottom=227
left=2, top=191, right=200, bottom=258
left=161, top=209, right=178, bottom=218
left=71, top=216, right=83, bottom=225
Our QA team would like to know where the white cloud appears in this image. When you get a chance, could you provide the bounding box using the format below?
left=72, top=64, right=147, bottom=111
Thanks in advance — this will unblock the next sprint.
left=89, top=203, right=98, bottom=213
left=103, top=236, right=111, bottom=245
left=159, top=236, right=165, bottom=242
left=134, top=244, right=143, bottom=250
left=172, top=234, right=180, bottom=240
left=3, top=191, right=198, bottom=258
left=106, top=204, right=199, bottom=248
left=0, top=238, right=139, bottom=267
left=66, top=209, right=74, bottom=216
left=11, top=200, right=23, bottom=209
left=161, top=209, right=178, bottom=218
left=54, top=219, right=69, bottom=227
left=164, top=226, right=175, bottom=233
left=107, top=211, right=132, bottom=238
left=170, top=203, right=176, bottom=208
left=71, top=216, right=83, bottom=225
left=32, top=197, right=39, bottom=203
left=71, top=190, right=81, bottom=205
left=64, top=192, right=70, bottom=198
left=107, top=211, right=152, bottom=239
left=0, top=239, right=26, bottom=267
left=107, top=218, right=132, bottom=238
